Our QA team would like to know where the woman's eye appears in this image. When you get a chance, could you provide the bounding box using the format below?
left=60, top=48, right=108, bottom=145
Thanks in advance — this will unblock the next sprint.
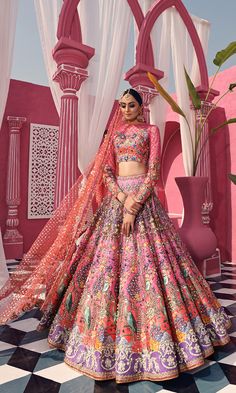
left=129, top=104, right=135, bottom=108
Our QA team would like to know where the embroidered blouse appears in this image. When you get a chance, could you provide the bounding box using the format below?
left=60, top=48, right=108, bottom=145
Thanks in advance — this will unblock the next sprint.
left=103, top=123, right=161, bottom=204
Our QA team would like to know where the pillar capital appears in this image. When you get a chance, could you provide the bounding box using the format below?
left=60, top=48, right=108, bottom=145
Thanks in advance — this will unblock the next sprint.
left=53, top=64, right=88, bottom=93
left=7, top=116, right=26, bottom=131
left=125, top=63, right=164, bottom=89
left=195, top=86, right=219, bottom=103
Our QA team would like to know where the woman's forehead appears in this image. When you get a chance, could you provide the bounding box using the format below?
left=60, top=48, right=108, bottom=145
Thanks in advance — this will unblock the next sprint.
left=120, top=94, right=139, bottom=104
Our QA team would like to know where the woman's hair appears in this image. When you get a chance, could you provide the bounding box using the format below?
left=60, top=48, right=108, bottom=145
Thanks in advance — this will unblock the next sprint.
left=121, top=88, right=143, bottom=106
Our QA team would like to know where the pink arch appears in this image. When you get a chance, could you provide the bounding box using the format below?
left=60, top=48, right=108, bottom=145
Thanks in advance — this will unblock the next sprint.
left=136, top=0, right=209, bottom=88
left=57, top=0, right=156, bottom=65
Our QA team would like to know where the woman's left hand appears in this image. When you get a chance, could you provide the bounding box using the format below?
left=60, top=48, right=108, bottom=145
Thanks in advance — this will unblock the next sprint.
left=124, top=195, right=142, bottom=215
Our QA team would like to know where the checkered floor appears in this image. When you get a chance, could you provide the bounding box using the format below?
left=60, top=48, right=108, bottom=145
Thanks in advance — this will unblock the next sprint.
left=0, top=261, right=236, bottom=393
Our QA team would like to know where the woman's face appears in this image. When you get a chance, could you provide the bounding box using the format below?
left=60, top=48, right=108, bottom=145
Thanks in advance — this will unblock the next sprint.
left=119, top=93, right=142, bottom=123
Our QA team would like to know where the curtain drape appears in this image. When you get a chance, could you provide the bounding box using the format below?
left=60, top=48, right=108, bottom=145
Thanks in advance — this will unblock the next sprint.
left=171, top=9, right=210, bottom=175
left=34, top=0, right=62, bottom=113
left=77, top=0, right=131, bottom=172
left=0, top=0, right=18, bottom=129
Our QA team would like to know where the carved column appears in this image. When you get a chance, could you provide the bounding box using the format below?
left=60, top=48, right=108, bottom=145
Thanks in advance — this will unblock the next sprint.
left=52, top=39, right=94, bottom=208
left=53, top=64, right=88, bottom=208
left=125, top=64, right=163, bottom=122
left=3, top=116, right=26, bottom=259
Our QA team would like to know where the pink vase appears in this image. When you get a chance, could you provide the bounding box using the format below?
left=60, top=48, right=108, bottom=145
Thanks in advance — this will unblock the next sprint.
left=175, top=176, right=217, bottom=274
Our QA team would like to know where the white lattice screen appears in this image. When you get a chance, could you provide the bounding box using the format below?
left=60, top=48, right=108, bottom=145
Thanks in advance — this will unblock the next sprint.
left=28, top=123, right=59, bottom=219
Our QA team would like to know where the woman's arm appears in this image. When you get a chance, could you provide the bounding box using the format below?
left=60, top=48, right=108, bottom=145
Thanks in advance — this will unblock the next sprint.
left=132, top=125, right=161, bottom=204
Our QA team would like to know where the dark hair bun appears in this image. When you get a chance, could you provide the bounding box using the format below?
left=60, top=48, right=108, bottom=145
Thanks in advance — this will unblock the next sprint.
left=122, top=88, right=143, bottom=105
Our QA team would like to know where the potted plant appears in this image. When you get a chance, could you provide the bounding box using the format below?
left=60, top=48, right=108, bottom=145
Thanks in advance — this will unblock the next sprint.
left=147, top=42, right=236, bottom=272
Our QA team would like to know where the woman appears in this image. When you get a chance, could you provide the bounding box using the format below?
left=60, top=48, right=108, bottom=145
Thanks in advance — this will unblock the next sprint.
left=0, top=89, right=231, bottom=384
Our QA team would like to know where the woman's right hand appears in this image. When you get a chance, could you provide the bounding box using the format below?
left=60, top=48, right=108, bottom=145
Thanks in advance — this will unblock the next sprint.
left=122, top=212, right=135, bottom=237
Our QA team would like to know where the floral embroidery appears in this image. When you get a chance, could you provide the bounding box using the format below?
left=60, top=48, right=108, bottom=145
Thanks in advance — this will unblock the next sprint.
left=39, top=174, right=231, bottom=383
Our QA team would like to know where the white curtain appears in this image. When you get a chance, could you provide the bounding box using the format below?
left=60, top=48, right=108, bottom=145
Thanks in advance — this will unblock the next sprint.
left=171, top=9, right=210, bottom=175
left=136, top=2, right=171, bottom=148
left=77, top=0, right=131, bottom=172
left=34, top=0, right=62, bottom=113
left=0, top=0, right=18, bottom=129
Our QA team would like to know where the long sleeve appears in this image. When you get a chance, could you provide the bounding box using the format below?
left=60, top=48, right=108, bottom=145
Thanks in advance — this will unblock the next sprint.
left=103, top=141, right=123, bottom=198
left=132, top=125, right=161, bottom=204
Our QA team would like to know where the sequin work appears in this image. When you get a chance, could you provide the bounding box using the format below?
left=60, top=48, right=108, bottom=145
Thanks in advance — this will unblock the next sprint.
left=38, top=173, right=231, bottom=384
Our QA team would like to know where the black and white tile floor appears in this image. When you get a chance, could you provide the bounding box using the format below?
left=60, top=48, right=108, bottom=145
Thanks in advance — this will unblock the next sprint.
left=0, top=261, right=236, bottom=393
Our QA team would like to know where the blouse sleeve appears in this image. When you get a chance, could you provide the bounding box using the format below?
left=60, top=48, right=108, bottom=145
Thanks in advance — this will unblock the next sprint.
left=103, top=141, right=123, bottom=198
left=132, top=125, right=161, bottom=204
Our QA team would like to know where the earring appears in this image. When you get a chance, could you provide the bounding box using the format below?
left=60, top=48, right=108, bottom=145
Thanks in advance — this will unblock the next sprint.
left=137, top=108, right=145, bottom=122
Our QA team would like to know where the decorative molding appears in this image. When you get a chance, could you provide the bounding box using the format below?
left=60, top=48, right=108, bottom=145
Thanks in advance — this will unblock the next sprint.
left=28, top=123, right=59, bottom=219
left=4, top=116, right=26, bottom=259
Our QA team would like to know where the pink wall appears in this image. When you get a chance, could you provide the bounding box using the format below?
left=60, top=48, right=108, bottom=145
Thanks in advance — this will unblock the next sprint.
left=162, top=66, right=236, bottom=262
left=0, top=79, right=59, bottom=254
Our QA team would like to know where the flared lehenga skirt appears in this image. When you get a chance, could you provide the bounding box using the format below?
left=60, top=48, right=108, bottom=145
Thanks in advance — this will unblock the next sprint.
left=38, top=174, right=231, bottom=383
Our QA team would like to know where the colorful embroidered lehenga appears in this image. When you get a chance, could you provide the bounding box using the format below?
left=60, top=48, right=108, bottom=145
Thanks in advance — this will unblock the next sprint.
left=0, top=119, right=231, bottom=384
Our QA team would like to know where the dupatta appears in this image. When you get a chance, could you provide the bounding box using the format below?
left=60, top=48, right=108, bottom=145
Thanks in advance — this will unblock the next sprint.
left=0, top=105, right=122, bottom=324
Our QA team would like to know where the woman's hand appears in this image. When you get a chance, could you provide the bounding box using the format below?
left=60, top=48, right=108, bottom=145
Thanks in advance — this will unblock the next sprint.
left=122, top=212, right=135, bottom=237
left=124, top=195, right=142, bottom=215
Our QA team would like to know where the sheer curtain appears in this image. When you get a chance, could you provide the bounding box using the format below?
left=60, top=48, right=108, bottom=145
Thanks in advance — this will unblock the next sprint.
left=0, top=0, right=18, bottom=288
left=34, top=0, right=62, bottom=113
left=136, top=2, right=172, bottom=147
left=77, top=0, right=131, bottom=172
left=0, top=0, right=18, bottom=129
left=171, top=9, right=210, bottom=175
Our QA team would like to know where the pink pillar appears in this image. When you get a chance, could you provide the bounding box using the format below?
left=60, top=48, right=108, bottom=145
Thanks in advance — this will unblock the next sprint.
left=3, top=116, right=26, bottom=259
left=53, top=65, right=88, bottom=208
left=52, top=39, right=94, bottom=208
left=125, top=64, right=163, bottom=122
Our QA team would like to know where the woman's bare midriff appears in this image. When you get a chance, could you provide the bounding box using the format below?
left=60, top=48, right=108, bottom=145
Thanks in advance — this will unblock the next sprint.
left=118, top=161, right=147, bottom=177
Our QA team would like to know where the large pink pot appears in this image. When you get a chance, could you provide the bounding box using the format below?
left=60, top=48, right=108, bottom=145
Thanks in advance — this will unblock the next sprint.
left=175, top=176, right=217, bottom=273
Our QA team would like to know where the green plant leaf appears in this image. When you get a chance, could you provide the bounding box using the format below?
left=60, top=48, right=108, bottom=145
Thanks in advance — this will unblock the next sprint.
left=228, top=173, right=236, bottom=185
left=229, top=83, right=236, bottom=91
left=213, top=41, right=236, bottom=67
left=184, top=67, right=201, bottom=109
left=147, top=72, right=186, bottom=118
left=211, top=118, right=236, bottom=133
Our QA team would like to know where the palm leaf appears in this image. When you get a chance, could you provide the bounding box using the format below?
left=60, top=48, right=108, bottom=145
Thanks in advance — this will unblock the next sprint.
left=184, top=67, right=201, bottom=109
left=147, top=72, right=186, bottom=118
left=213, top=41, right=236, bottom=67
left=228, top=174, right=236, bottom=185
left=211, top=118, right=236, bottom=133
